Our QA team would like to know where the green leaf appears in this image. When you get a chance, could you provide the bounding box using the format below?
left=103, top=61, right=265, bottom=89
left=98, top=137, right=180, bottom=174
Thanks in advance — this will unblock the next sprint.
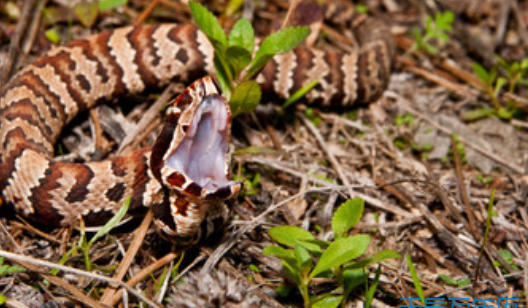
left=269, top=226, right=314, bottom=246
left=189, top=1, right=227, bottom=53
left=438, top=274, right=471, bottom=287
left=74, top=2, right=99, bottom=27
left=0, top=265, right=8, bottom=276
left=45, top=29, right=60, bottom=44
left=268, top=226, right=321, bottom=253
left=310, top=235, right=370, bottom=278
left=473, top=62, right=490, bottom=84
left=497, top=107, right=513, bottom=120
left=0, top=294, right=5, bottom=305
left=332, top=198, right=364, bottom=238
left=437, top=33, right=449, bottom=42
left=346, top=250, right=401, bottom=269
left=229, top=80, right=261, bottom=117
left=461, top=107, right=495, bottom=121
left=298, top=238, right=329, bottom=252
left=521, top=59, right=528, bottom=70
left=406, top=253, right=425, bottom=304
left=226, top=46, right=252, bottom=77
left=228, top=18, right=255, bottom=53
left=5, top=264, right=25, bottom=274
left=263, top=245, right=294, bottom=261
left=282, top=258, right=301, bottom=285
left=234, top=146, right=283, bottom=156
left=424, top=43, right=438, bottom=55
left=88, top=196, right=130, bottom=247
left=312, top=295, right=343, bottom=308
left=224, top=0, right=244, bottom=16
left=344, top=268, right=367, bottom=296
left=247, top=26, right=310, bottom=79
left=99, top=0, right=127, bottom=11
left=494, top=77, right=507, bottom=95
left=214, top=53, right=233, bottom=98
left=294, top=244, right=312, bottom=271
left=365, top=266, right=381, bottom=308
left=283, top=79, right=319, bottom=108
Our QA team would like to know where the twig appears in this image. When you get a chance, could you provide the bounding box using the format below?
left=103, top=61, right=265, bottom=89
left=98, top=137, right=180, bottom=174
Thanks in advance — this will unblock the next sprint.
left=300, top=114, right=353, bottom=197
left=450, top=137, right=480, bottom=241
left=108, top=252, right=179, bottom=306
left=89, top=109, right=105, bottom=154
left=134, top=0, right=161, bottom=26
left=403, top=65, right=476, bottom=97
left=281, top=0, right=300, bottom=29
left=100, top=210, right=153, bottom=304
left=117, top=83, right=178, bottom=154
left=0, top=250, right=160, bottom=308
left=0, top=0, right=38, bottom=87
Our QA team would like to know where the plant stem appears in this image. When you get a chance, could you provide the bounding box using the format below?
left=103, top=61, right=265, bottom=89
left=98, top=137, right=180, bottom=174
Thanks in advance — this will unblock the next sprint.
left=300, top=273, right=311, bottom=308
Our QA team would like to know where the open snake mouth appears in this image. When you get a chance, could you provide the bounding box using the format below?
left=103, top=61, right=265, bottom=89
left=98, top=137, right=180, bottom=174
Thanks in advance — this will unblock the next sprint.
left=165, top=94, right=231, bottom=192
left=151, top=77, right=240, bottom=201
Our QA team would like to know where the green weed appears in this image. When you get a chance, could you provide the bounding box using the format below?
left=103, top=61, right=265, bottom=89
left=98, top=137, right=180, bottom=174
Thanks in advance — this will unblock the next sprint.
left=263, top=198, right=400, bottom=308
left=189, top=1, right=310, bottom=116
left=411, top=11, right=454, bottom=55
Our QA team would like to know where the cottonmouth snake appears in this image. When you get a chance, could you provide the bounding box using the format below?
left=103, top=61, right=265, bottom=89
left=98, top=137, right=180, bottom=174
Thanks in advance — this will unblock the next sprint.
left=0, top=3, right=394, bottom=244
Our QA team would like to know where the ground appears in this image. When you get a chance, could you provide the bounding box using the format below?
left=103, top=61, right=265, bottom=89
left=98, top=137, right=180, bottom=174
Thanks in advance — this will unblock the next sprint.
left=0, top=0, right=527, bottom=307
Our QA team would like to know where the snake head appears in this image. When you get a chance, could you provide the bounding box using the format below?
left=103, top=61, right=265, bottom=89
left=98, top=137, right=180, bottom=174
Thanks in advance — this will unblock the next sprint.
left=150, top=77, right=241, bottom=242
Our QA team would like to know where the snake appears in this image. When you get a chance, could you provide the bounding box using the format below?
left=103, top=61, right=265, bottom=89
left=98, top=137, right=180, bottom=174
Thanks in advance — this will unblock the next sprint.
left=0, top=3, right=394, bottom=245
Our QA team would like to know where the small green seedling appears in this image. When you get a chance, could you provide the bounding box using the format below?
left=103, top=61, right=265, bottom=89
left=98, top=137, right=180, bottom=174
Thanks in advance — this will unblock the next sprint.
left=189, top=1, right=310, bottom=116
left=473, top=62, right=511, bottom=118
left=52, top=197, right=130, bottom=274
left=0, top=257, right=26, bottom=276
left=438, top=274, right=471, bottom=287
left=263, top=198, right=400, bottom=308
left=0, top=256, right=26, bottom=304
left=394, top=114, right=415, bottom=126
left=233, top=167, right=261, bottom=196
left=497, top=56, right=528, bottom=93
left=411, top=11, right=454, bottom=55
left=493, top=249, right=520, bottom=273
left=406, top=253, right=425, bottom=304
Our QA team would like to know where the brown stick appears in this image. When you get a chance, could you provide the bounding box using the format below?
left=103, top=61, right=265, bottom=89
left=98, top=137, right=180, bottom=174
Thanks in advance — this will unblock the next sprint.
left=0, top=0, right=38, bottom=88
left=100, top=210, right=153, bottom=304
left=108, top=252, right=179, bottom=306
left=134, top=0, right=161, bottom=26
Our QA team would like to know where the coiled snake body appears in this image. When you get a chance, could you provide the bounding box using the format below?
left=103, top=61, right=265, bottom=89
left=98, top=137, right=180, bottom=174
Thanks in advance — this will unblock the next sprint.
left=0, top=5, right=394, bottom=244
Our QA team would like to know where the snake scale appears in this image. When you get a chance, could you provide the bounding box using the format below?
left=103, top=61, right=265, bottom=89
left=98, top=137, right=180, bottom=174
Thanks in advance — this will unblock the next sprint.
left=0, top=3, right=394, bottom=244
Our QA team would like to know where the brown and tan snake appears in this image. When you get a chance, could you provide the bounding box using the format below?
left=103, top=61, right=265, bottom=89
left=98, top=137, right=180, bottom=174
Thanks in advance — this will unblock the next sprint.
left=0, top=4, right=394, bottom=244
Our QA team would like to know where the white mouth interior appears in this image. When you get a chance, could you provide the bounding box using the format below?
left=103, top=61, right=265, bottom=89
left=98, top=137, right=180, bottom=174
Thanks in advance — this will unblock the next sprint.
left=165, top=95, right=230, bottom=191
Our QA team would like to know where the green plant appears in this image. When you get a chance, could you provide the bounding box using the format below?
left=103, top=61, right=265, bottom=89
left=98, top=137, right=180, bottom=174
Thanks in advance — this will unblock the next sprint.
left=411, top=11, right=454, bottom=55
left=493, top=249, right=520, bottom=273
left=0, top=256, right=26, bottom=304
left=52, top=197, right=130, bottom=274
left=476, top=173, right=493, bottom=185
left=263, top=198, right=401, bottom=308
left=406, top=253, right=425, bottom=304
left=0, top=257, right=25, bottom=276
left=476, top=189, right=495, bottom=282
left=497, top=56, right=528, bottom=93
left=233, top=167, right=261, bottom=196
left=394, top=114, right=414, bottom=126
left=449, top=134, right=466, bottom=165
left=189, top=1, right=310, bottom=116
left=437, top=274, right=470, bottom=287
left=473, top=62, right=511, bottom=118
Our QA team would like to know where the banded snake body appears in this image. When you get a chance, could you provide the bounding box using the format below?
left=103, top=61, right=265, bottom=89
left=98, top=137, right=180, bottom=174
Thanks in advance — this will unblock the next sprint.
left=0, top=3, right=394, bottom=244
